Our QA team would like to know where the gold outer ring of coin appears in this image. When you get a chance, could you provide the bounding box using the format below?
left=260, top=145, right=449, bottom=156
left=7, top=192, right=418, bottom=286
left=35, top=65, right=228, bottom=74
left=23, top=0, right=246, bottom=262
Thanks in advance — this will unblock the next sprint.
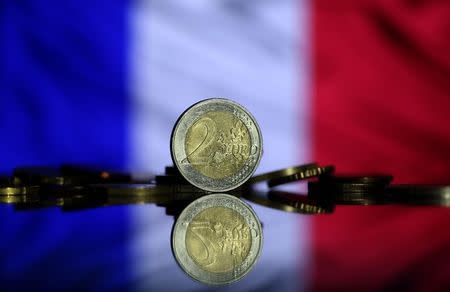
left=243, top=189, right=333, bottom=214
left=171, top=98, right=263, bottom=192
left=172, top=193, right=263, bottom=285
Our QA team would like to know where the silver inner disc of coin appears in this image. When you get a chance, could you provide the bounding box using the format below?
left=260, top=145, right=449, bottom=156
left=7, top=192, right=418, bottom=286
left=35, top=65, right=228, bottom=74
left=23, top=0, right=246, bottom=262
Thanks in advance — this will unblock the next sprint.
left=171, top=98, right=263, bottom=192
left=172, top=193, right=263, bottom=285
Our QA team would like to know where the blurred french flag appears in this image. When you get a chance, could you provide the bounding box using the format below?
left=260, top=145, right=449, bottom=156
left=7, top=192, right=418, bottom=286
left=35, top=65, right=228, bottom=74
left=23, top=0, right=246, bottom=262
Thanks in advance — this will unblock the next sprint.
left=1, top=0, right=449, bottom=291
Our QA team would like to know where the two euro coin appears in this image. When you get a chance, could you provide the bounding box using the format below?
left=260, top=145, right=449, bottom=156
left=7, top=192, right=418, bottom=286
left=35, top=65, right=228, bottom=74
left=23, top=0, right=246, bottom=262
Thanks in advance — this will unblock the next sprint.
left=171, top=98, right=263, bottom=192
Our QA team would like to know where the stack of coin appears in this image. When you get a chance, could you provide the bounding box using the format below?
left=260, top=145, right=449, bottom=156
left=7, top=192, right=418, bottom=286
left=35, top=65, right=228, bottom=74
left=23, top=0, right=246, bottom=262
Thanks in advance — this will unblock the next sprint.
left=0, top=184, right=40, bottom=204
left=4, top=166, right=133, bottom=209
left=308, top=175, right=393, bottom=205
left=247, top=163, right=334, bottom=187
left=386, top=185, right=450, bottom=206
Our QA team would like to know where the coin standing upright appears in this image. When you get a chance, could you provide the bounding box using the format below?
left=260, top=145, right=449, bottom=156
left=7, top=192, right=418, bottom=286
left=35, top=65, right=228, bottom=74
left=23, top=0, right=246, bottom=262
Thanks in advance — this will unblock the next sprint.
left=171, top=98, right=263, bottom=192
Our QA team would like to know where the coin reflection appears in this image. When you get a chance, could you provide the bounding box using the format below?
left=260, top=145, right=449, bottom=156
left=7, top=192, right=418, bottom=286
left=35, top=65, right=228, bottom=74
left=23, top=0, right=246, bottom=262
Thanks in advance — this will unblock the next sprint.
left=186, top=206, right=251, bottom=273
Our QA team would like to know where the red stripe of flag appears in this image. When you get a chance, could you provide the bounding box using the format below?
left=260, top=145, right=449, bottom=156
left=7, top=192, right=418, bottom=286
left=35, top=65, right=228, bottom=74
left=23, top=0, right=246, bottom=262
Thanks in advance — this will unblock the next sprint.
left=312, top=0, right=450, bottom=290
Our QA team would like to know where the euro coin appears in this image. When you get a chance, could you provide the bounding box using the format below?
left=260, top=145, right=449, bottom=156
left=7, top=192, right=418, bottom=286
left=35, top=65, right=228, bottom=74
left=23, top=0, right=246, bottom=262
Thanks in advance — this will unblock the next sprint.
left=0, top=186, right=29, bottom=196
left=172, top=193, right=263, bottom=285
left=248, top=163, right=318, bottom=184
left=308, top=175, right=393, bottom=205
left=267, top=165, right=334, bottom=187
left=386, top=184, right=450, bottom=206
left=171, top=98, right=263, bottom=192
left=0, top=185, right=40, bottom=206
left=0, top=185, right=39, bottom=196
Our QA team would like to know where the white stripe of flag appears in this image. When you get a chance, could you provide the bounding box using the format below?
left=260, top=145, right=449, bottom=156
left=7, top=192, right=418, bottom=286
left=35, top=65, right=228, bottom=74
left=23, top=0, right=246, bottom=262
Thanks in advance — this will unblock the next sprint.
left=130, top=1, right=311, bottom=290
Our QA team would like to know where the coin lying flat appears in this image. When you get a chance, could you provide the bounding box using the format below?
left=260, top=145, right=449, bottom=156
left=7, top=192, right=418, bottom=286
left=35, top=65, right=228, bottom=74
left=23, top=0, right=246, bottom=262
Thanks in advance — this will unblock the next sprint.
left=308, top=175, right=393, bottom=205
left=172, top=193, right=263, bottom=285
left=1, top=194, right=40, bottom=204
left=248, top=163, right=317, bottom=184
left=13, top=166, right=59, bottom=185
left=171, top=98, right=263, bottom=192
left=319, top=175, right=393, bottom=185
left=0, top=186, right=29, bottom=196
left=0, top=185, right=40, bottom=205
left=247, top=163, right=334, bottom=187
left=61, top=164, right=132, bottom=182
left=386, top=185, right=450, bottom=206
left=0, top=185, right=40, bottom=206
left=0, top=185, right=40, bottom=195
left=13, top=165, right=132, bottom=187
left=267, top=165, right=334, bottom=188
left=308, top=182, right=386, bottom=205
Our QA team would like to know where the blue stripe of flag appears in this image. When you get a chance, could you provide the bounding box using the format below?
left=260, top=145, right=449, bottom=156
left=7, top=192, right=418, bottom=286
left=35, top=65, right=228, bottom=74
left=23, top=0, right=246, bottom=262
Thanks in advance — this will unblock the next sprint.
left=0, top=1, right=132, bottom=290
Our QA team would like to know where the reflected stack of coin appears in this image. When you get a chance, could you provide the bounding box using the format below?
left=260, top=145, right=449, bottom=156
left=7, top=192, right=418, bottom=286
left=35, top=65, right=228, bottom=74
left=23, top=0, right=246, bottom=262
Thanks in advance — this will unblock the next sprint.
left=243, top=189, right=334, bottom=214
left=87, top=183, right=206, bottom=207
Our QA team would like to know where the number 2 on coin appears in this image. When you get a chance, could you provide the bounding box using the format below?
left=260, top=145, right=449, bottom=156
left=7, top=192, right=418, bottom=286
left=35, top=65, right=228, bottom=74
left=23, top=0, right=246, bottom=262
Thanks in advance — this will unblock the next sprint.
left=182, top=117, right=217, bottom=165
